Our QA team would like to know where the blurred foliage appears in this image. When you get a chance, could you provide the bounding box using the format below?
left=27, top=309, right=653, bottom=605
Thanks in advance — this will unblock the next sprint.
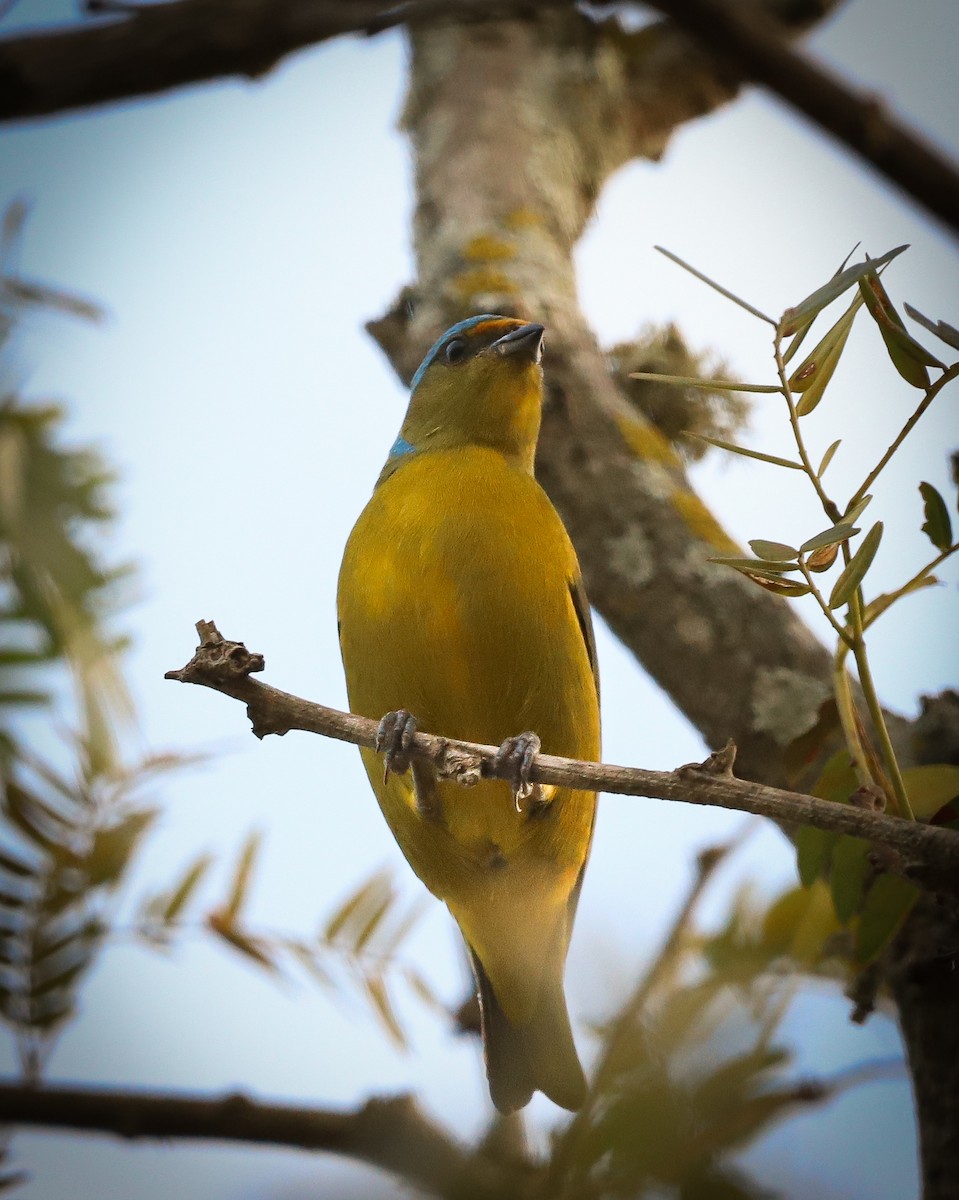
left=137, top=839, right=439, bottom=1051
left=537, top=842, right=869, bottom=1200
left=136, top=839, right=882, bottom=1197
left=610, top=323, right=749, bottom=461
left=0, top=197, right=128, bottom=775
left=0, top=199, right=155, bottom=1084
left=0, top=744, right=162, bottom=1079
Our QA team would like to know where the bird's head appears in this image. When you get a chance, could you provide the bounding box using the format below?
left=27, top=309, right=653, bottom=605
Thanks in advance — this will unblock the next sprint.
left=385, top=315, right=546, bottom=476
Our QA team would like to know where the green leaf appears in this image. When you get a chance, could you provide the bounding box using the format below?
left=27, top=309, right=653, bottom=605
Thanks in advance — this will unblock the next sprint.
left=863, top=574, right=938, bottom=627
left=782, top=244, right=861, bottom=363
left=903, top=302, right=959, bottom=351
left=161, top=853, right=213, bottom=924
left=843, top=494, right=873, bottom=525
left=284, top=939, right=335, bottom=989
left=817, top=439, right=841, bottom=478
left=690, top=435, right=804, bottom=470
left=221, top=830, right=263, bottom=925
left=829, top=522, right=883, bottom=609
left=4, top=784, right=77, bottom=857
left=789, top=296, right=860, bottom=416
left=829, top=836, right=871, bottom=924
left=901, top=765, right=959, bottom=822
left=780, top=245, right=907, bottom=333
left=206, top=912, right=277, bottom=971
left=800, top=522, right=859, bottom=554
left=324, top=868, right=393, bottom=944
left=747, top=540, right=798, bottom=562
left=353, top=886, right=395, bottom=955
left=859, top=272, right=942, bottom=387
left=748, top=576, right=812, bottom=598
left=709, top=557, right=801, bottom=577
left=812, top=751, right=858, bottom=804
left=709, top=559, right=810, bottom=595
left=628, top=372, right=779, bottom=393
left=855, top=875, right=920, bottom=963
left=654, top=246, right=776, bottom=325
left=86, top=809, right=157, bottom=888
left=918, top=482, right=953, bottom=552
left=795, top=824, right=835, bottom=887
left=364, top=973, right=407, bottom=1050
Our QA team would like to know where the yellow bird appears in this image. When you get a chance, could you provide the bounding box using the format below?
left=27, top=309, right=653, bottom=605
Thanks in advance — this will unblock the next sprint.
left=337, top=315, right=600, bottom=1112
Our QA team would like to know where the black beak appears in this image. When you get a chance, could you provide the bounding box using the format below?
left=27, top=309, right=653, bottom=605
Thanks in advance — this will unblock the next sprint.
left=491, top=322, right=545, bottom=363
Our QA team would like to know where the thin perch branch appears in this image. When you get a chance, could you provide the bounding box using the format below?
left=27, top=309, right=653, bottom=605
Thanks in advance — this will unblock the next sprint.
left=165, top=621, right=959, bottom=882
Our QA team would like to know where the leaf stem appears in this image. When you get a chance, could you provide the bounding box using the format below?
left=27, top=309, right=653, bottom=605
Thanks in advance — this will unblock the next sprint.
left=797, top=557, right=855, bottom=646
left=846, top=590, right=914, bottom=819
left=849, top=362, right=959, bottom=510
left=831, top=638, right=875, bottom=792
left=773, top=337, right=843, bottom=524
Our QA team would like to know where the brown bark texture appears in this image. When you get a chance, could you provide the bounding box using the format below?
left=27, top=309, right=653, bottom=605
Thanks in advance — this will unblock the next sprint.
left=364, top=8, right=958, bottom=1195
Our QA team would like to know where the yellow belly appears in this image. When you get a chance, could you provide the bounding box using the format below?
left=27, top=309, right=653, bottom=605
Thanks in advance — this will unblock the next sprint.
left=337, top=446, right=600, bottom=1019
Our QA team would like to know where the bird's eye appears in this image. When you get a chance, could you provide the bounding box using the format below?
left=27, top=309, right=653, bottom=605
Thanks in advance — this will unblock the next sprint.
left=444, top=338, right=467, bottom=364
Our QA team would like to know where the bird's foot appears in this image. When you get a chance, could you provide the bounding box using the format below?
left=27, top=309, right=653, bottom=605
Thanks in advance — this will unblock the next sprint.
left=494, top=730, right=542, bottom=812
left=376, top=709, right=418, bottom=783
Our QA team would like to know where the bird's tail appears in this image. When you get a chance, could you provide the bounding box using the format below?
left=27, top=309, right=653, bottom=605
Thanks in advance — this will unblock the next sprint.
left=469, top=944, right=586, bottom=1114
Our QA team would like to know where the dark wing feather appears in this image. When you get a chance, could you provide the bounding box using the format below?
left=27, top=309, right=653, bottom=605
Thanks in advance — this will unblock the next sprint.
left=569, top=576, right=600, bottom=702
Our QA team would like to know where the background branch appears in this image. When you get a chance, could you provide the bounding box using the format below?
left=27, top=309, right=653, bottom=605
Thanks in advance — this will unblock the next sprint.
left=1, top=0, right=957, bottom=237
left=0, top=1081, right=509, bottom=1199
left=646, top=0, right=959, bottom=238
left=165, top=621, right=959, bottom=881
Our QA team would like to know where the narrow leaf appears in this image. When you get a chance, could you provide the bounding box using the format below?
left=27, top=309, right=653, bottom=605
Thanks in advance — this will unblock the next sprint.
left=782, top=245, right=861, bottom=362
left=789, top=296, right=860, bottom=416
left=829, top=522, right=883, bottom=609
left=207, top=911, right=277, bottom=971
left=863, top=575, right=938, bottom=627
left=800, top=523, right=859, bottom=554
left=709, top=557, right=801, bottom=578
left=795, top=825, right=835, bottom=887
left=284, top=939, right=335, bottom=989
left=843, top=494, right=873, bottom=526
left=859, top=272, right=942, bottom=387
left=747, top=575, right=812, bottom=598
left=817, top=440, right=841, bottom=478
left=829, top=836, right=870, bottom=924
left=324, top=869, right=392, bottom=944
left=364, top=974, right=407, bottom=1049
left=748, top=539, right=798, bottom=562
left=4, top=785, right=77, bottom=857
left=855, top=876, right=920, bottom=964
left=781, top=245, right=907, bottom=333
left=692, top=435, right=804, bottom=470
left=655, top=246, right=776, bottom=325
left=353, top=887, right=395, bottom=956
left=161, top=853, right=213, bottom=924
left=919, top=482, right=953, bottom=552
left=781, top=312, right=817, bottom=365
left=628, top=372, right=780, bottom=393
left=222, top=830, right=263, bottom=925
left=903, top=302, right=959, bottom=351
left=86, top=810, right=157, bottom=888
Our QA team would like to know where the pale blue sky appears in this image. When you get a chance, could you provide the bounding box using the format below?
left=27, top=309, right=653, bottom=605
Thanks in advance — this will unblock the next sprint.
left=1, top=1, right=957, bottom=1196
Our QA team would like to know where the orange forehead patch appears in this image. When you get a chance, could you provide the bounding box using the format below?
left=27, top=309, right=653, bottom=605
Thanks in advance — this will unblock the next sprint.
left=463, top=318, right=521, bottom=342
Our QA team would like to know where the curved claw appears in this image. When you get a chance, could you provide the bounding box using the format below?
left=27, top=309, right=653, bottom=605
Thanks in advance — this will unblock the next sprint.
left=376, top=709, right=418, bottom=782
left=494, top=730, right=541, bottom=812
